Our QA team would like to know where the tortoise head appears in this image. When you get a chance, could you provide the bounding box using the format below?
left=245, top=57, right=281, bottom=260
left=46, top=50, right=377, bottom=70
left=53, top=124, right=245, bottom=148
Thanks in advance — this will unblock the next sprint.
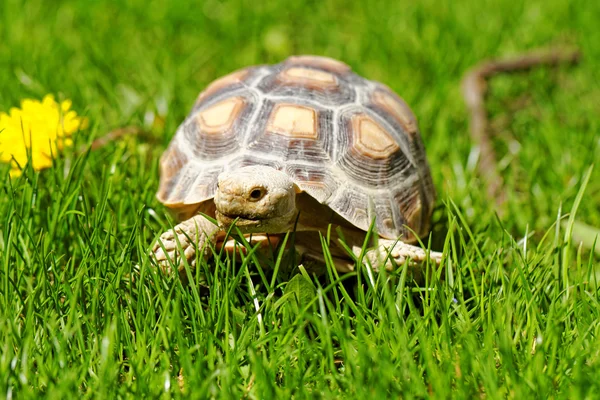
left=214, top=166, right=300, bottom=233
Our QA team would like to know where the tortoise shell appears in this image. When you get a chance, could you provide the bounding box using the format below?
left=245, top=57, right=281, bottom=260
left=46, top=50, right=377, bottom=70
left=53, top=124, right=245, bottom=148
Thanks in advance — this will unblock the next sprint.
left=157, top=55, right=435, bottom=241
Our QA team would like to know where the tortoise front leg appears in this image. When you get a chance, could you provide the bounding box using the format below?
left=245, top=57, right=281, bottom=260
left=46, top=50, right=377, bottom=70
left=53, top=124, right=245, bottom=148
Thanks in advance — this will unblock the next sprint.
left=356, top=239, right=443, bottom=271
left=152, top=214, right=221, bottom=273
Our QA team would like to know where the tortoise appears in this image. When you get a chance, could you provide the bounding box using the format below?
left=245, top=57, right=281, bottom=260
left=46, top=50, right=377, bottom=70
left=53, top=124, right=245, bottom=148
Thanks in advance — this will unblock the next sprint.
left=152, top=55, right=442, bottom=274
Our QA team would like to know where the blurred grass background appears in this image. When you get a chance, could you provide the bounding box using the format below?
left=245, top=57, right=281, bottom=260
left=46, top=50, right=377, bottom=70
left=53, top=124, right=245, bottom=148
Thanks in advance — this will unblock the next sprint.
left=1, top=0, right=599, bottom=397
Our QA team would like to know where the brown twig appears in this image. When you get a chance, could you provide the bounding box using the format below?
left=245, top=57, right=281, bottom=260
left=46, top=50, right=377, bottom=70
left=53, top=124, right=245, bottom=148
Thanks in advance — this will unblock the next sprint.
left=461, top=48, right=581, bottom=208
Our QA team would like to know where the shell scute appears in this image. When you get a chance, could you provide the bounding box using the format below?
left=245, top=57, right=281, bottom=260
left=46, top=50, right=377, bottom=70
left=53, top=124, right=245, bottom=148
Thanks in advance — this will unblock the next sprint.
left=246, top=100, right=335, bottom=165
left=285, top=164, right=338, bottom=203
left=284, top=55, right=351, bottom=74
left=393, top=182, right=428, bottom=241
left=196, top=96, right=245, bottom=134
left=370, top=86, right=419, bottom=138
left=156, top=145, right=188, bottom=204
left=193, top=67, right=255, bottom=106
left=350, top=114, right=399, bottom=160
left=327, top=187, right=370, bottom=231
left=256, top=57, right=356, bottom=106
left=183, top=92, right=256, bottom=161
left=279, top=67, right=340, bottom=90
left=336, top=109, right=415, bottom=188
left=267, top=103, right=318, bottom=139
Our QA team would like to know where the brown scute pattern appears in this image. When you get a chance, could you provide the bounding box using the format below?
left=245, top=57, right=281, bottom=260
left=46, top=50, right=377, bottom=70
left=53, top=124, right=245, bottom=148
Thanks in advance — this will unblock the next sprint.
left=183, top=166, right=223, bottom=204
left=229, top=155, right=284, bottom=172
left=410, top=136, right=436, bottom=210
left=336, top=110, right=415, bottom=187
left=351, top=114, right=399, bottom=160
left=247, top=100, right=335, bottom=164
left=184, top=94, right=253, bottom=160
left=196, top=97, right=244, bottom=134
left=159, top=164, right=198, bottom=206
left=193, top=67, right=254, bottom=107
left=158, top=55, right=436, bottom=237
left=159, top=145, right=187, bottom=182
left=284, top=55, right=351, bottom=74
left=156, top=146, right=187, bottom=203
left=328, top=188, right=370, bottom=232
left=393, top=183, right=428, bottom=241
left=257, top=64, right=356, bottom=106
left=267, top=103, right=318, bottom=139
left=370, top=86, right=419, bottom=138
left=370, top=195, right=402, bottom=239
left=285, top=164, right=338, bottom=203
left=279, top=67, right=339, bottom=90
left=161, top=163, right=225, bottom=206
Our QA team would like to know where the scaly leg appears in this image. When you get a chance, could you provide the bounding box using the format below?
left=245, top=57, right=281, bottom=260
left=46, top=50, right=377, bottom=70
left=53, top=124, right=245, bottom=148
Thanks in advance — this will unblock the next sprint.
left=356, top=239, right=443, bottom=271
left=151, top=214, right=221, bottom=273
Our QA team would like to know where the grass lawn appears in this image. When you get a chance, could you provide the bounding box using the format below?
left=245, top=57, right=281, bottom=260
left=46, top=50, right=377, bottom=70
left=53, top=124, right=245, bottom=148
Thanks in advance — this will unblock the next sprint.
left=1, top=0, right=600, bottom=397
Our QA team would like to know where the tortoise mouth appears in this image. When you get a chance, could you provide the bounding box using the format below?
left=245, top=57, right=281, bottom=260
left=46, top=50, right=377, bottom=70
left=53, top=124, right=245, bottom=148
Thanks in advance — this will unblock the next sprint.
left=215, top=210, right=264, bottom=229
left=215, top=208, right=298, bottom=233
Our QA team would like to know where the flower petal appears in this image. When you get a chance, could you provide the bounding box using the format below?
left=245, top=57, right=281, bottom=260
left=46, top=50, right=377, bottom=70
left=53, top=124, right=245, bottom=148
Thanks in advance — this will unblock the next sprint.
left=0, top=94, right=88, bottom=176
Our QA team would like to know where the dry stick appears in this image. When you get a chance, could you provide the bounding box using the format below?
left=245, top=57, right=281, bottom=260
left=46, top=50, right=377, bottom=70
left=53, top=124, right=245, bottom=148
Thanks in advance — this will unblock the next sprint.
left=461, top=48, right=581, bottom=208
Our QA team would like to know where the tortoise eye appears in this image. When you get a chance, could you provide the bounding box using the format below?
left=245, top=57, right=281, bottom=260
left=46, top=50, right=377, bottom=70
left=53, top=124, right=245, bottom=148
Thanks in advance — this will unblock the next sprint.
left=249, top=188, right=266, bottom=201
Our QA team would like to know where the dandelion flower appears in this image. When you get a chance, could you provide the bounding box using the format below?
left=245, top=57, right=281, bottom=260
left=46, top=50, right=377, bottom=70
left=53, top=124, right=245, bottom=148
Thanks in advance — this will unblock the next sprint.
left=0, top=94, right=88, bottom=177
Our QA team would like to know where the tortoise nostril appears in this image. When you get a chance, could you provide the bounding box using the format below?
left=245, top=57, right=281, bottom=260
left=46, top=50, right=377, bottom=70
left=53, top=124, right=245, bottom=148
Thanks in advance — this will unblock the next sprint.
left=249, top=188, right=265, bottom=201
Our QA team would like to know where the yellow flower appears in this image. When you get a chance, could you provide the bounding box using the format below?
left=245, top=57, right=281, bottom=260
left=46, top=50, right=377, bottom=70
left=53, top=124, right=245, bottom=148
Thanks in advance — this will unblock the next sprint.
left=0, top=94, right=88, bottom=177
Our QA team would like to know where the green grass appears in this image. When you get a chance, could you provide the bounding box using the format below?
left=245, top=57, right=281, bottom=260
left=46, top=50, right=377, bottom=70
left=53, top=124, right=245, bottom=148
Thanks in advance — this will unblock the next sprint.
left=1, top=0, right=600, bottom=397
